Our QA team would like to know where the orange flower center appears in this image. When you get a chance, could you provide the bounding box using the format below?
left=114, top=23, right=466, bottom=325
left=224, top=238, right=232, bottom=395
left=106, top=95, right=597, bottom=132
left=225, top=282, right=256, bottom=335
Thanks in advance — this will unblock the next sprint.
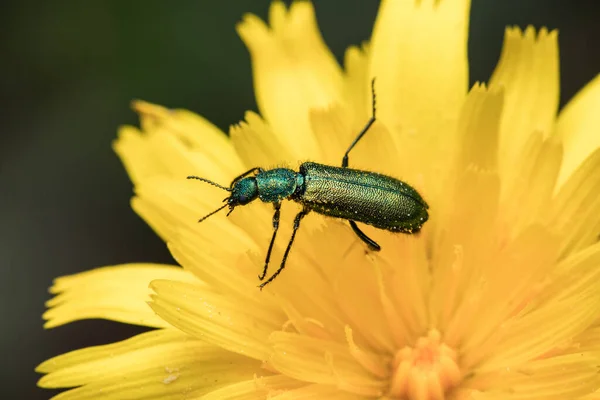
left=388, top=330, right=461, bottom=400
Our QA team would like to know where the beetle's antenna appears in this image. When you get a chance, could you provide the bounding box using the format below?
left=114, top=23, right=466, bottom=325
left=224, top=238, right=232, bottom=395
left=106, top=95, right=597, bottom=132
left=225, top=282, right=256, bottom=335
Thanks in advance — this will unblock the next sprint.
left=187, top=176, right=232, bottom=192
left=371, top=77, right=377, bottom=118
left=198, top=203, right=229, bottom=223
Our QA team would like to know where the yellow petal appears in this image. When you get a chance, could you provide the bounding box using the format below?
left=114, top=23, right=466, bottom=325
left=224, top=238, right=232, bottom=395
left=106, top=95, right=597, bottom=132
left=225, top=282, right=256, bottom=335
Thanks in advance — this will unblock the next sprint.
left=547, top=148, right=600, bottom=257
left=432, top=83, right=503, bottom=210
left=38, top=328, right=264, bottom=399
left=43, top=264, right=198, bottom=329
left=481, top=243, right=600, bottom=370
left=309, top=104, right=399, bottom=176
left=230, top=111, right=297, bottom=168
left=38, top=329, right=187, bottom=379
left=200, top=375, right=305, bottom=400
left=270, top=383, right=363, bottom=399
left=237, top=1, right=344, bottom=159
left=344, top=44, right=370, bottom=124
left=500, top=131, right=562, bottom=234
left=132, top=176, right=258, bottom=252
left=469, top=353, right=600, bottom=399
left=457, top=226, right=559, bottom=368
left=165, top=225, right=265, bottom=298
left=431, top=83, right=503, bottom=239
left=149, top=279, right=283, bottom=361
left=571, top=326, right=600, bottom=355
left=535, top=241, right=600, bottom=309
left=327, top=248, right=396, bottom=353
left=369, top=0, right=470, bottom=139
left=123, top=100, right=244, bottom=180
left=269, top=332, right=387, bottom=397
left=454, top=84, right=503, bottom=173
left=113, top=125, right=164, bottom=184
left=556, top=74, right=600, bottom=188
left=373, top=237, right=430, bottom=348
left=489, top=27, right=559, bottom=180
left=260, top=220, right=397, bottom=348
left=309, top=105, right=354, bottom=166
left=370, top=0, right=471, bottom=216
left=430, top=168, right=500, bottom=333
left=118, top=122, right=236, bottom=187
left=481, top=298, right=600, bottom=371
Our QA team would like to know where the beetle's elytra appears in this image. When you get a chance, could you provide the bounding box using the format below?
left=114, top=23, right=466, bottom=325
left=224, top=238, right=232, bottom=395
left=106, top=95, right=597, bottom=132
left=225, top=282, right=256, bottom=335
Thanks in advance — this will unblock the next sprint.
left=188, top=79, right=429, bottom=289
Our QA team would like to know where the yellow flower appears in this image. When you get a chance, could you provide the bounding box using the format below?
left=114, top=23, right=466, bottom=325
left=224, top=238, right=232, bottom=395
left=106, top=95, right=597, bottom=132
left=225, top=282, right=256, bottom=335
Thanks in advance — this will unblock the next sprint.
left=38, top=1, right=600, bottom=399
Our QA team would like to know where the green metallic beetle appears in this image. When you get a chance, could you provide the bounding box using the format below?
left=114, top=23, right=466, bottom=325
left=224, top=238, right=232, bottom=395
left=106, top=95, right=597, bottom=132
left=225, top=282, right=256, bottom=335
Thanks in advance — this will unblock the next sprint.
left=188, top=80, right=429, bottom=289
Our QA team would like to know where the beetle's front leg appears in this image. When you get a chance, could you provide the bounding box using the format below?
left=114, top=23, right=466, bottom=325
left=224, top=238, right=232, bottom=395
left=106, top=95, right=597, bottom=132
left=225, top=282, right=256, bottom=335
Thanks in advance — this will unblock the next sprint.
left=259, top=209, right=309, bottom=290
left=259, top=202, right=281, bottom=281
left=231, top=167, right=264, bottom=186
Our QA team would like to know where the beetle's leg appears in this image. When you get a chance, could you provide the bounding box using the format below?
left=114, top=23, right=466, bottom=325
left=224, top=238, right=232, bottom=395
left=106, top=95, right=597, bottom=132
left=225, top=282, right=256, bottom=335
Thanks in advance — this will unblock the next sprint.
left=349, top=220, right=381, bottom=251
left=259, top=209, right=309, bottom=290
left=231, top=167, right=264, bottom=185
left=259, top=202, right=281, bottom=281
left=342, top=78, right=377, bottom=168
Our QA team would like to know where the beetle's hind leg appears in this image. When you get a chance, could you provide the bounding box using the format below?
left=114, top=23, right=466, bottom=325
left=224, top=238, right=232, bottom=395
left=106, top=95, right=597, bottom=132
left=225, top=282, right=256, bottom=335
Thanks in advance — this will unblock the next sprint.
left=349, top=220, right=381, bottom=251
left=341, top=78, right=377, bottom=168
left=259, top=209, right=309, bottom=290
left=259, top=202, right=281, bottom=281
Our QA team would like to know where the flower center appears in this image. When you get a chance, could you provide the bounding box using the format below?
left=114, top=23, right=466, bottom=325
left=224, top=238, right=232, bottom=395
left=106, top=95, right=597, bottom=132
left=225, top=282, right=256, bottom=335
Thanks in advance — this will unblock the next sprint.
left=388, top=330, right=461, bottom=400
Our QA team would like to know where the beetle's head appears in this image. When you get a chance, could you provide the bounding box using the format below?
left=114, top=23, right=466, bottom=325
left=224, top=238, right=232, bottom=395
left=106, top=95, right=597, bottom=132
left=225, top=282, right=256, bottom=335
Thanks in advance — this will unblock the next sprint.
left=229, top=177, right=258, bottom=207
left=186, top=174, right=259, bottom=223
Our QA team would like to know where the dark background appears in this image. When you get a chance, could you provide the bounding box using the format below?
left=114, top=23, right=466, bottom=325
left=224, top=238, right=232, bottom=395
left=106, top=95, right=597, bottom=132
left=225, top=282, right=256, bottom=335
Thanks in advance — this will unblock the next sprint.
left=1, top=1, right=598, bottom=398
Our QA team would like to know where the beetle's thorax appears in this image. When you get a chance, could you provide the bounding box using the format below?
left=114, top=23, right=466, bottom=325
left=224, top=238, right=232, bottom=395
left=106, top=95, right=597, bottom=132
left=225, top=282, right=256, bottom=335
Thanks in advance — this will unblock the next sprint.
left=256, top=168, right=300, bottom=203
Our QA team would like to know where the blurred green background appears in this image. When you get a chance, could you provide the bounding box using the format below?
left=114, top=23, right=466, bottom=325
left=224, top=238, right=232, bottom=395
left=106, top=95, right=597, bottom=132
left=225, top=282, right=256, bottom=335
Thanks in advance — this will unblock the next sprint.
left=1, top=1, right=598, bottom=398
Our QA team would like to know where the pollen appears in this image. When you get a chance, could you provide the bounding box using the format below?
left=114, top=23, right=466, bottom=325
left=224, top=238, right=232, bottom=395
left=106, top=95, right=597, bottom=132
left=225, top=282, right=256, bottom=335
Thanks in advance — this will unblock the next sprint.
left=388, top=330, right=461, bottom=400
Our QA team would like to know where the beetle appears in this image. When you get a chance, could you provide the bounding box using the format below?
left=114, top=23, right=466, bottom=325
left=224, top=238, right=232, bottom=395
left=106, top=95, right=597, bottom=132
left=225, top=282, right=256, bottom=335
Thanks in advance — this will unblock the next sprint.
left=188, top=79, right=429, bottom=289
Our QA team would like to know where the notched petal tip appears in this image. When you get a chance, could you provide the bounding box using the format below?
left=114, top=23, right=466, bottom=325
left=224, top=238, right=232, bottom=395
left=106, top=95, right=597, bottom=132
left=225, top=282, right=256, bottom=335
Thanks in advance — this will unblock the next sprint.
left=236, top=13, right=270, bottom=49
left=131, top=99, right=174, bottom=122
left=131, top=99, right=161, bottom=114
left=286, top=1, right=317, bottom=29
left=524, top=24, right=536, bottom=38
left=540, top=26, right=559, bottom=38
left=268, top=0, right=288, bottom=30
left=129, top=98, right=143, bottom=110
left=114, top=124, right=140, bottom=140
left=472, top=81, right=483, bottom=89
left=491, top=23, right=560, bottom=184
left=231, top=110, right=298, bottom=167
left=344, top=45, right=363, bottom=67
left=113, top=122, right=144, bottom=153
left=41, top=265, right=196, bottom=330
left=503, top=24, right=558, bottom=44
left=130, top=99, right=178, bottom=134
left=369, top=0, right=471, bottom=180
